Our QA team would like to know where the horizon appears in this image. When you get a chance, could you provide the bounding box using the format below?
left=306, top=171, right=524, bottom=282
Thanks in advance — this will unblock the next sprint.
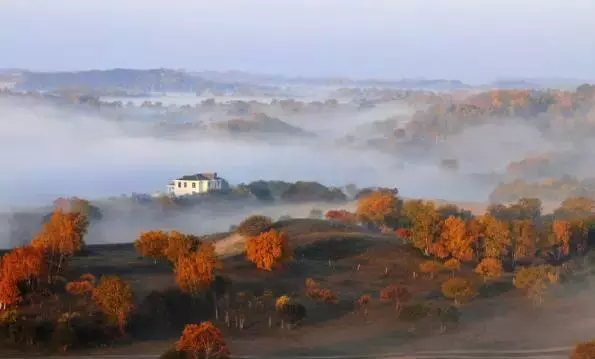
left=1, top=0, right=594, bottom=83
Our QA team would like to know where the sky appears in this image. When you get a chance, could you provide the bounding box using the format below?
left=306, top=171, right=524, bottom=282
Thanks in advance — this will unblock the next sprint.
left=0, top=0, right=594, bottom=83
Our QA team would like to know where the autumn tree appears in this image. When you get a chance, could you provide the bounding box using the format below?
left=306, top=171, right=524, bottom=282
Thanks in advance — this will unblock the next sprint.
left=165, top=231, right=201, bottom=262
left=551, top=220, right=571, bottom=260
left=66, top=280, right=94, bottom=297
left=246, top=229, right=292, bottom=271
left=1, top=246, right=46, bottom=290
left=403, top=200, right=443, bottom=255
left=92, top=276, right=134, bottom=335
left=474, top=258, right=503, bottom=282
left=441, top=278, right=478, bottom=306
left=477, top=214, right=511, bottom=259
left=0, top=279, right=21, bottom=310
left=513, top=265, right=559, bottom=304
left=174, top=243, right=222, bottom=296
left=235, top=215, right=273, bottom=237
left=134, top=230, right=169, bottom=263
left=31, top=209, right=88, bottom=279
left=419, top=260, right=442, bottom=279
left=325, top=210, right=357, bottom=224
left=571, top=340, right=595, bottom=359
left=436, top=216, right=475, bottom=261
left=443, top=259, right=460, bottom=277
left=175, top=322, right=230, bottom=359
left=511, top=220, right=537, bottom=265
left=380, top=284, right=411, bottom=313
left=356, top=191, right=402, bottom=229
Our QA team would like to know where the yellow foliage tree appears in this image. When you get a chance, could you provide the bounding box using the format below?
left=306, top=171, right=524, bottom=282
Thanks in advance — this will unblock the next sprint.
left=441, top=277, right=478, bottom=306
left=91, top=276, right=134, bottom=335
left=474, top=258, right=503, bottom=282
left=133, top=230, right=169, bottom=263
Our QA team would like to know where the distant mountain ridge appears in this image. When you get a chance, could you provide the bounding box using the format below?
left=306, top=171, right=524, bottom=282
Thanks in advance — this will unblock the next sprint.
left=1, top=68, right=589, bottom=93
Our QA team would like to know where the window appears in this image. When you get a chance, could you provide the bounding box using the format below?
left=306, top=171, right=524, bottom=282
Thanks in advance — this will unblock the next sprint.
left=183, top=182, right=187, bottom=188
left=177, top=182, right=181, bottom=188
left=192, top=182, right=196, bottom=188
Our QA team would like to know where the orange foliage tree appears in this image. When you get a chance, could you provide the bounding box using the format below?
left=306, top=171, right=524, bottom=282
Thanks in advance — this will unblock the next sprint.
left=380, top=284, right=411, bottom=313
left=175, top=322, right=230, bottom=359
left=436, top=216, right=475, bottom=261
left=571, top=340, right=595, bottom=359
left=325, top=210, right=357, bottom=224
left=441, top=278, right=478, bottom=306
left=356, top=191, right=401, bottom=228
left=0, top=279, right=21, bottom=310
left=551, top=220, right=572, bottom=260
left=92, top=276, right=134, bottom=335
left=133, top=230, right=169, bottom=263
left=66, top=280, right=94, bottom=297
left=165, top=231, right=201, bottom=262
left=443, top=258, right=461, bottom=277
left=31, top=209, right=87, bottom=278
left=1, top=246, right=46, bottom=288
left=245, top=229, right=293, bottom=271
left=174, top=243, right=222, bottom=296
left=474, top=258, right=503, bottom=282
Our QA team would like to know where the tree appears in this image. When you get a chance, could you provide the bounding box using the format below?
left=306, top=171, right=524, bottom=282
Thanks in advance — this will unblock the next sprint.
left=92, top=276, right=134, bottom=335
left=513, top=265, right=558, bottom=304
left=419, top=260, right=442, bottom=279
left=174, top=243, right=222, bottom=296
left=134, top=230, right=169, bottom=263
left=175, top=322, right=230, bottom=359
left=551, top=220, right=571, bottom=260
left=235, top=215, right=273, bottom=237
left=380, top=284, right=411, bottom=313
left=443, top=259, right=461, bottom=277
left=511, top=220, right=537, bottom=264
left=0, top=279, right=21, bottom=310
left=165, top=231, right=201, bottom=262
left=356, top=191, right=402, bottom=228
left=246, top=229, right=292, bottom=271
left=474, top=258, right=503, bottom=282
left=1, top=246, right=46, bottom=288
left=437, top=216, right=474, bottom=261
left=31, top=209, right=87, bottom=279
left=325, top=210, right=357, bottom=224
left=478, top=214, right=511, bottom=259
left=403, top=200, right=442, bottom=255
left=441, top=278, right=478, bottom=306
left=571, top=340, right=595, bottom=359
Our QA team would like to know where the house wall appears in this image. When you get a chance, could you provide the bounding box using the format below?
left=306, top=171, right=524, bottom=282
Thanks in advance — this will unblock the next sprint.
left=170, top=179, right=223, bottom=196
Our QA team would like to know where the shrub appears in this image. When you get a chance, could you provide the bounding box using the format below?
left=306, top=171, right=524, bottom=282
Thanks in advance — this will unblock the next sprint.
left=236, top=215, right=273, bottom=237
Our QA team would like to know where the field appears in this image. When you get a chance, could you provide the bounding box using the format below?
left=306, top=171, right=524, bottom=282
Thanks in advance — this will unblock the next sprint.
left=2, top=214, right=591, bottom=359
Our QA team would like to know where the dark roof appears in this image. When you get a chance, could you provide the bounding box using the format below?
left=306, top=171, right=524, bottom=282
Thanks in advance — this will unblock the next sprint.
left=177, top=173, right=218, bottom=181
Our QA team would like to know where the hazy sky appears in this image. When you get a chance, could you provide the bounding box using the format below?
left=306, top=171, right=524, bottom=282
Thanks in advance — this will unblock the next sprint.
left=1, top=0, right=594, bottom=82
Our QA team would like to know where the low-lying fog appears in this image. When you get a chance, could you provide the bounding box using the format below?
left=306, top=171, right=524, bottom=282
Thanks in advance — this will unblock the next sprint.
left=1, top=94, right=587, bottom=247
left=0, top=97, right=489, bottom=208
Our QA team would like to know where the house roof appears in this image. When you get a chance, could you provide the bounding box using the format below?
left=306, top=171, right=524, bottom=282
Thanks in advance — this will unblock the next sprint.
left=176, top=173, right=218, bottom=181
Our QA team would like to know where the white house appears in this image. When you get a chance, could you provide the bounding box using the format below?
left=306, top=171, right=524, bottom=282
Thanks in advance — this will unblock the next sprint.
left=167, top=172, right=225, bottom=196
